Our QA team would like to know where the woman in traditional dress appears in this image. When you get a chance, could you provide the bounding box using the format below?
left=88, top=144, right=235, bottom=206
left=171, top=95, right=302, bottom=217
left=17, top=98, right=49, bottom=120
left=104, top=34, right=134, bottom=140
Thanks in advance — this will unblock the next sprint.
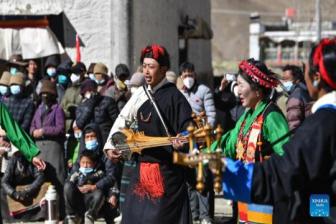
left=221, top=38, right=336, bottom=224
left=212, top=58, right=289, bottom=224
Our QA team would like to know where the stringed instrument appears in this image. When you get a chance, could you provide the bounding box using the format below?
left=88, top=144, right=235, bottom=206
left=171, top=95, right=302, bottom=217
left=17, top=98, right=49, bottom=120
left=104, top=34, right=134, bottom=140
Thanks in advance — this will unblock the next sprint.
left=111, top=127, right=209, bottom=160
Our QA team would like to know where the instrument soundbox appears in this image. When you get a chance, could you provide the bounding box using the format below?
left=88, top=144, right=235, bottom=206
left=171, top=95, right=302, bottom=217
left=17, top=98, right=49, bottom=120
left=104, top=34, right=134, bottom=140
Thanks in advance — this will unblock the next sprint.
left=111, top=129, right=189, bottom=160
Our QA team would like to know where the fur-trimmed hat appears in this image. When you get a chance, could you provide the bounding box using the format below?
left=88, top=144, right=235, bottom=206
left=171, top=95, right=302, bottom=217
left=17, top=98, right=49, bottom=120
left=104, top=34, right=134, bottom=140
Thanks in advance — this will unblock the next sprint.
left=93, top=63, right=108, bottom=76
left=8, top=54, right=27, bottom=67
left=40, top=79, right=57, bottom=96
left=0, top=71, right=11, bottom=86
left=9, top=72, right=25, bottom=86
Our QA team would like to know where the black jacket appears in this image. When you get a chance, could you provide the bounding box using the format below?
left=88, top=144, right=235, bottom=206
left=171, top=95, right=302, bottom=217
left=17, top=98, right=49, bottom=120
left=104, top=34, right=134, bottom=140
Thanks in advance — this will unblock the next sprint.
left=252, top=107, right=336, bottom=224
left=71, top=123, right=118, bottom=191
left=76, top=94, right=119, bottom=142
left=2, top=155, right=44, bottom=197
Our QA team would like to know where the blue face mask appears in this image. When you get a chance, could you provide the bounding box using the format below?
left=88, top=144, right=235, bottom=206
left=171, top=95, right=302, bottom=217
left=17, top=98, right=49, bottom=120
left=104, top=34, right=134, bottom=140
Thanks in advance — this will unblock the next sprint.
left=79, top=167, right=94, bottom=175
left=46, top=68, right=56, bottom=77
left=58, top=74, right=68, bottom=85
left=0, top=86, right=8, bottom=95
left=10, top=67, right=17, bottom=75
left=85, top=139, right=99, bottom=150
left=283, top=81, right=294, bottom=92
left=89, top=73, right=95, bottom=81
left=10, top=85, right=21, bottom=95
left=95, top=79, right=105, bottom=85
left=74, top=131, right=82, bottom=140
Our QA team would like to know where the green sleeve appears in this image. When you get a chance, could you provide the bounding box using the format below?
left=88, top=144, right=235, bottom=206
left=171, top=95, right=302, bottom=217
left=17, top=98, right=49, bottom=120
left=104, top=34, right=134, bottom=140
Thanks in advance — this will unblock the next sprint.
left=0, top=103, right=39, bottom=161
left=262, top=111, right=289, bottom=156
left=210, top=112, right=247, bottom=159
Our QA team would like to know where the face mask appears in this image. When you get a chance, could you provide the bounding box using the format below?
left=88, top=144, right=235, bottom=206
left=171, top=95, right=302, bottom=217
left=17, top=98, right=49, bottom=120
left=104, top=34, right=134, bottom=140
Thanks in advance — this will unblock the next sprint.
left=313, top=80, right=319, bottom=88
left=46, top=68, right=56, bottom=77
left=0, top=86, right=8, bottom=95
left=74, top=131, right=82, bottom=140
left=70, top=73, right=80, bottom=83
left=95, top=78, right=106, bottom=85
left=85, top=139, right=98, bottom=150
left=283, top=81, right=294, bottom=92
left=10, top=67, right=17, bottom=75
left=89, top=73, right=95, bottom=81
left=10, top=85, right=21, bottom=95
left=84, top=92, right=92, bottom=99
left=58, top=74, right=68, bottom=85
left=79, top=167, right=94, bottom=175
left=183, top=77, right=195, bottom=89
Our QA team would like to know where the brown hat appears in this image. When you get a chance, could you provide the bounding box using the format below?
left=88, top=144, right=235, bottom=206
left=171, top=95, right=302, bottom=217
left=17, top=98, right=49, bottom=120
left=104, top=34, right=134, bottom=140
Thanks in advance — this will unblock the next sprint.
left=0, top=71, right=11, bottom=86
left=9, top=72, right=25, bottom=86
left=41, top=79, right=57, bottom=96
left=93, top=63, right=108, bottom=76
left=8, top=54, right=28, bottom=67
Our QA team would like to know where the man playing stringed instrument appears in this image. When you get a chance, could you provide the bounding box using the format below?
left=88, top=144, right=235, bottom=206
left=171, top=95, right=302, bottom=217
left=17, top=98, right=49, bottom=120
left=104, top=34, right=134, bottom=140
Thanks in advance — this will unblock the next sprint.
left=103, top=44, right=194, bottom=224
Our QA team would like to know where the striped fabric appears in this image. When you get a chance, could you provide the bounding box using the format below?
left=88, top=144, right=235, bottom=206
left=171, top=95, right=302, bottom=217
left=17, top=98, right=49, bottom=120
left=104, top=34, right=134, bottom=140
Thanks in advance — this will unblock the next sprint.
left=238, top=202, right=273, bottom=224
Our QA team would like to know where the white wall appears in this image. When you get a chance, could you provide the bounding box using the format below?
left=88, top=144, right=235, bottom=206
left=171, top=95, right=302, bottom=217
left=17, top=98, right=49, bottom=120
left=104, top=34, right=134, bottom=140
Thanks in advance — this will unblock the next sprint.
left=63, top=0, right=114, bottom=74
left=0, top=0, right=212, bottom=80
left=133, top=0, right=212, bottom=82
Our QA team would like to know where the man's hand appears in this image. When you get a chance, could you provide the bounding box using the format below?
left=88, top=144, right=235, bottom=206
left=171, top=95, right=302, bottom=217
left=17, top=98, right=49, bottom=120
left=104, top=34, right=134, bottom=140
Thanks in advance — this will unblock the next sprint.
left=32, top=157, right=46, bottom=171
left=171, top=135, right=184, bottom=150
left=78, top=184, right=96, bottom=193
left=219, top=77, right=229, bottom=91
left=106, top=148, right=122, bottom=163
left=33, top=129, right=44, bottom=138
left=108, top=195, right=118, bottom=208
left=12, top=191, right=30, bottom=202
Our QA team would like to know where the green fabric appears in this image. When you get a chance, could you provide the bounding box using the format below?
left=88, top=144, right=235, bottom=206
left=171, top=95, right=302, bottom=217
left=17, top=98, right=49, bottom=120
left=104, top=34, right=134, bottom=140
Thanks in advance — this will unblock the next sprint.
left=0, top=103, right=39, bottom=161
left=71, top=142, right=80, bottom=163
left=211, top=100, right=289, bottom=158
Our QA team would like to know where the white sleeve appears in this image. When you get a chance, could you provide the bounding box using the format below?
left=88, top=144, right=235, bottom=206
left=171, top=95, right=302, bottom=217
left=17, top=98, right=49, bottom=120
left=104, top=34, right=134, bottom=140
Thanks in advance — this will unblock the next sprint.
left=103, top=87, right=147, bottom=151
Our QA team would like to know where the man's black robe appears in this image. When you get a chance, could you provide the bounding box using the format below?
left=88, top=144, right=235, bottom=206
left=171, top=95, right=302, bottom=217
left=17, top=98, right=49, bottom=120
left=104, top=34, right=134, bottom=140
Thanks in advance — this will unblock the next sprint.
left=252, top=107, right=336, bottom=224
left=122, top=82, right=193, bottom=224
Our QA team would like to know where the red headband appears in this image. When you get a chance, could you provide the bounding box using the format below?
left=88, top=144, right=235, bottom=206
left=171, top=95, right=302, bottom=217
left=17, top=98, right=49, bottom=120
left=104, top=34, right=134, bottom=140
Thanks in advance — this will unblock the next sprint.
left=313, top=38, right=336, bottom=89
left=239, top=60, right=279, bottom=89
left=141, top=44, right=166, bottom=64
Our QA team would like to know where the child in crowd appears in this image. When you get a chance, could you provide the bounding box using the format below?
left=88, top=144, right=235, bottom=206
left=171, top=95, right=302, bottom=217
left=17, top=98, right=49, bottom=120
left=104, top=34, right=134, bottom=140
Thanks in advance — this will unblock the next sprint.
left=64, top=150, right=106, bottom=224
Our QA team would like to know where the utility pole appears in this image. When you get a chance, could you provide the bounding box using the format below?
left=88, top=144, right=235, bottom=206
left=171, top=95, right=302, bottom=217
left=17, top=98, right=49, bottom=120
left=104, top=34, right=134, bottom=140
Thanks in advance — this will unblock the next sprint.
left=315, top=0, right=321, bottom=41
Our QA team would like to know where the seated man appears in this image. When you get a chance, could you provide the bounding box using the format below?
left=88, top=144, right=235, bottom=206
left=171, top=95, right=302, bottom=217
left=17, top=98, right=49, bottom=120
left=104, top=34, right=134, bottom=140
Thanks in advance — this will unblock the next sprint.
left=1, top=148, right=45, bottom=222
left=64, top=150, right=114, bottom=224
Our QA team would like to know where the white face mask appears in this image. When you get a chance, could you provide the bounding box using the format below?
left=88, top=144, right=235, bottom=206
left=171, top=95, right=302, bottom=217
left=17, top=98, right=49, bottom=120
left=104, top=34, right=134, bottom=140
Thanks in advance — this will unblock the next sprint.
left=84, top=92, right=92, bottom=99
left=282, top=81, right=294, bottom=92
left=183, top=77, right=195, bottom=89
left=70, top=73, right=80, bottom=83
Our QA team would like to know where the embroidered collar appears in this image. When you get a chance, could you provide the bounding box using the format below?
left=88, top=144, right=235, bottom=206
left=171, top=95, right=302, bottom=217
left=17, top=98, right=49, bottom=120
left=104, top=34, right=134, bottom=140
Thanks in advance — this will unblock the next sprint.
left=311, top=91, right=336, bottom=113
left=239, top=100, right=268, bottom=135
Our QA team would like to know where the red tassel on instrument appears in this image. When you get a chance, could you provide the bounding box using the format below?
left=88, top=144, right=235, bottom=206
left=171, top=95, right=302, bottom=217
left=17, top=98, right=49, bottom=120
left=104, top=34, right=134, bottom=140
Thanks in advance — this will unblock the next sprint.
left=134, top=162, right=165, bottom=200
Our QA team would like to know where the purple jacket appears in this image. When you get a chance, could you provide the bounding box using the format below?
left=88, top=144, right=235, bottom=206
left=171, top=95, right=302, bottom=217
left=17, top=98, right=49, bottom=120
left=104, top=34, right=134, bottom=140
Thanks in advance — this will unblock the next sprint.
left=30, top=103, right=65, bottom=139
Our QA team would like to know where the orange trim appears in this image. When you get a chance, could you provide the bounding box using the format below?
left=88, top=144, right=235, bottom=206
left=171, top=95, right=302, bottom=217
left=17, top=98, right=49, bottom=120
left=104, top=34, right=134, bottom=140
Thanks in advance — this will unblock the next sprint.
left=247, top=210, right=272, bottom=224
left=0, top=19, right=49, bottom=28
left=238, top=202, right=248, bottom=221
